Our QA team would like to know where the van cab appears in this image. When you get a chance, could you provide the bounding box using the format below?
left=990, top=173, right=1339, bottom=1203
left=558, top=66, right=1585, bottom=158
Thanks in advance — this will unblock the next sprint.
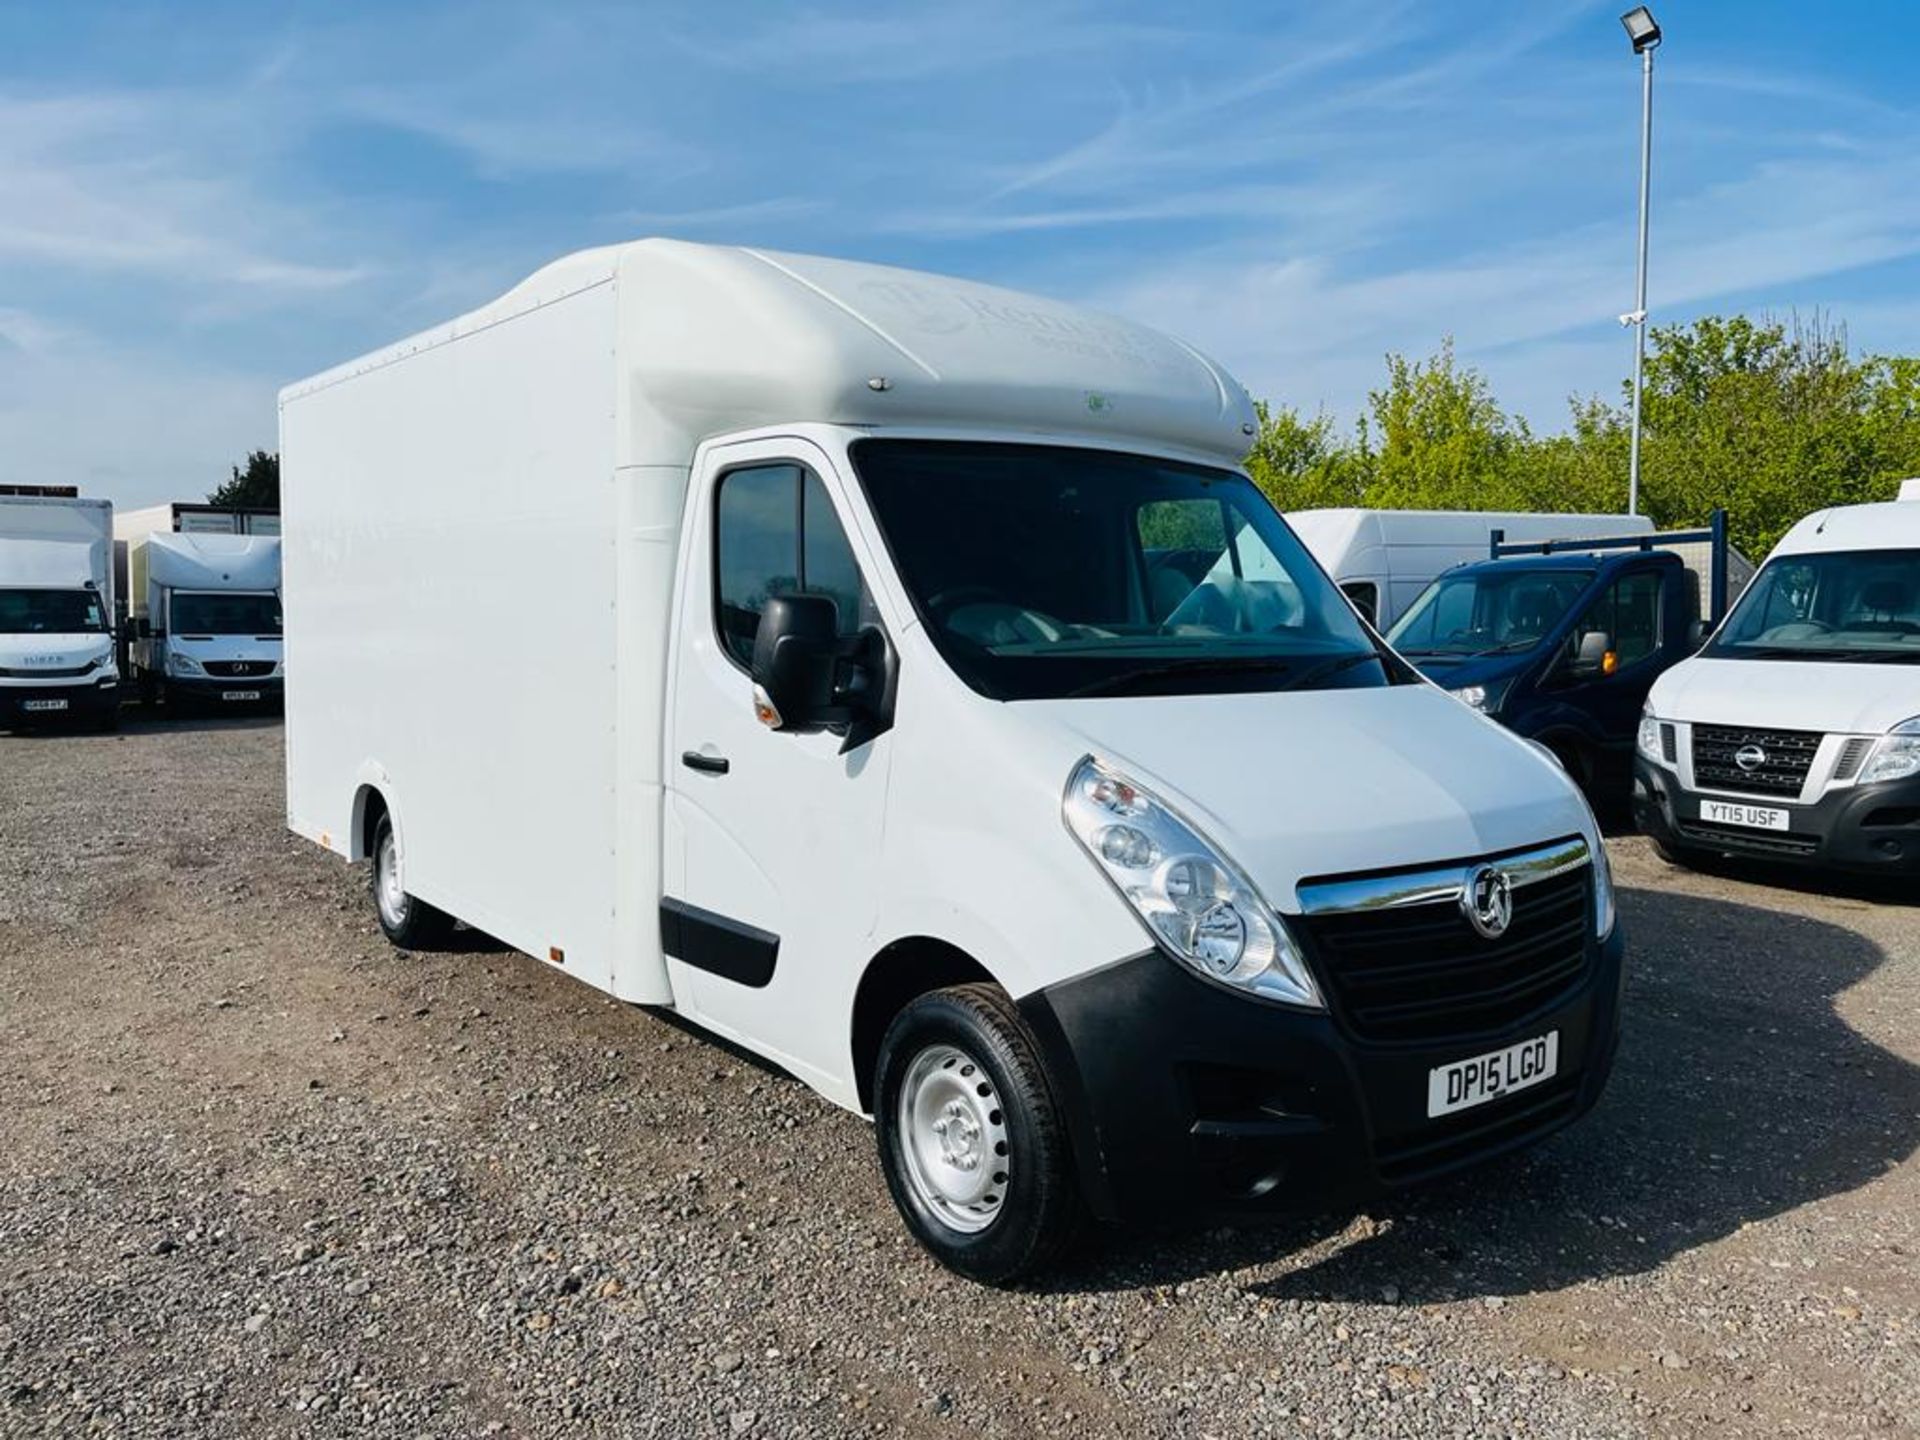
left=1637, top=486, right=1920, bottom=874
left=1388, top=549, right=1697, bottom=798
left=282, top=239, right=1625, bottom=1281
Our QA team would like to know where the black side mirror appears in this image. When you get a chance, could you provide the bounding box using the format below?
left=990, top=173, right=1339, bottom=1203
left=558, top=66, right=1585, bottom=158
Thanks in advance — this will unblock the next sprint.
left=135, top=617, right=152, bottom=641
left=1568, top=630, right=1615, bottom=680
left=751, top=594, right=844, bottom=734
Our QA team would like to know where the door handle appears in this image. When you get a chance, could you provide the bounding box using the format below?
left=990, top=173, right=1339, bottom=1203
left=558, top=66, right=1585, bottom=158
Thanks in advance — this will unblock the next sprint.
left=681, top=751, right=730, bottom=775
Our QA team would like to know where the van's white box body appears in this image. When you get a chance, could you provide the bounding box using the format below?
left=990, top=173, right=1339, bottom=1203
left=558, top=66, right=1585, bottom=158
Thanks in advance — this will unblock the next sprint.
left=284, top=240, right=1618, bottom=1277
left=1288, top=508, right=1655, bottom=628
left=0, top=495, right=120, bottom=724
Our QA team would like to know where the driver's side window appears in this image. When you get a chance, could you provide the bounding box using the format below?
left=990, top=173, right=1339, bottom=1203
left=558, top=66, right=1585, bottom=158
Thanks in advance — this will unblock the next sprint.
left=714, top=463, right=874, bottom=669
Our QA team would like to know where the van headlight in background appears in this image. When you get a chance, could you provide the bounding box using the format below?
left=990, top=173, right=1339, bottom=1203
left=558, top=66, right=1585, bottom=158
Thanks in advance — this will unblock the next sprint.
left=1453, top=678, right=1509, bottom=715
left=1860, top=717, right=1920, bottom=785
left=1636, top=707, right=1664, bottom=764
left=167, top=652, right=204, bottom=677
left=1063, top=757, right=1322, bottom=1009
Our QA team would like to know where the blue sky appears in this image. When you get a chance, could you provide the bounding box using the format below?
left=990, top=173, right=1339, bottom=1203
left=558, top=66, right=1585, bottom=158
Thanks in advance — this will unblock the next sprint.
left=3, top=0, right=1918, bottom=507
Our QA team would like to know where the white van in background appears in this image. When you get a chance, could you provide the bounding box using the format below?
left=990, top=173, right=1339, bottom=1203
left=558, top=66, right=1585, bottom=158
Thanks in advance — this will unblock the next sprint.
left=283, top=238, right=1622, bottom=1282
left=124, top=532, right=283, bottom=709
left=1637, top=481, right=1920, bottom=876
left=1286, top=508, right=1655, bottom=628
left=0, top=494, right=120, bottom=730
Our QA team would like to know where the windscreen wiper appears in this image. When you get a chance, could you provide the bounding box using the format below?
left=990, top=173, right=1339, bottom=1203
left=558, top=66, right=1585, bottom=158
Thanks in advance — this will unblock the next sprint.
left=1274, top=651, right=1387, bottom=691
left=1067, top=655, right=1300, bottom=698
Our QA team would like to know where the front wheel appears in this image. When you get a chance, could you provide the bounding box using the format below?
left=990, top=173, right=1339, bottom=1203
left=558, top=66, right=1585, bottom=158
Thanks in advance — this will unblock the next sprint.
left=370, top=813, right=456, bottom=949
left=874, top=983, right=1083, bottom=1285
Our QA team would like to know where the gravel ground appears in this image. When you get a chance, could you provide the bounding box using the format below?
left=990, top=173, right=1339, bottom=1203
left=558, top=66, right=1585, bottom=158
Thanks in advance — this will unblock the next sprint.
left=1, top=715, right=1917, bottom=1439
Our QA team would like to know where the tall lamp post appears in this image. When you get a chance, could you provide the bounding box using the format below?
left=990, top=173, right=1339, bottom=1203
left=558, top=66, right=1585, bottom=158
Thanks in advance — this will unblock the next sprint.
left=1620, top=6, right=1661, bottom=516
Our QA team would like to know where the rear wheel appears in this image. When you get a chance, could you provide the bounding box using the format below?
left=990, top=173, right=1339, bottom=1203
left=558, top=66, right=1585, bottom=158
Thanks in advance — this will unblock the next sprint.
left=874, top=983, right=1082, bottom=1284
left=370, top=813, right=456, bottom=949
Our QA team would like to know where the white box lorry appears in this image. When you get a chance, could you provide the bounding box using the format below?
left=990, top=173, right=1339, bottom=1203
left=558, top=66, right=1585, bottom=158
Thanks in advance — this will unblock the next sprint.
left=122, top=530, right=283, bottom=709
left=0, top=494, right=120, bottom=730
left=1636, top=481, right=1920, bottom=877
left=1286, top=508, right=1655, bottom=629
left=282, top=239, right=1622, bottom=1281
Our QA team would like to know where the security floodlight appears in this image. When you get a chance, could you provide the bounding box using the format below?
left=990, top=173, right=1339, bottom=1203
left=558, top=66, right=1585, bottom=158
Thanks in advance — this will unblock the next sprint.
left=1621, top=7, right=1661, bottom=53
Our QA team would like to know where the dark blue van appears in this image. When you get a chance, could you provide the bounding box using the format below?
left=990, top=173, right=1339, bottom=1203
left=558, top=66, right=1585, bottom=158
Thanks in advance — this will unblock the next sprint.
left=1384, top=549, right=1698, bottom=799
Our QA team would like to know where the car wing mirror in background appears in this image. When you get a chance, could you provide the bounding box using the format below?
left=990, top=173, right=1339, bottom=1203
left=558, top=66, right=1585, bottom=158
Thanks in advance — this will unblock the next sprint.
left=1569, top=630, right=1616, bottom=679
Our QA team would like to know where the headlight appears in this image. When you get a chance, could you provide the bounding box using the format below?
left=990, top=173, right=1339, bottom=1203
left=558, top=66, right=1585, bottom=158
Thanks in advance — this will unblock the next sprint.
left=167, top=651, right=204, bottom=677
left=1636, top=709, right=1664, bottom=765
left=1063, top=757, right=1322, bottom=1008
left=1452, top=678, right=1509, bottom=715
left=1592, top=839, right=1617, bottom=939
left=1860, top=717, right=1920, bottom=785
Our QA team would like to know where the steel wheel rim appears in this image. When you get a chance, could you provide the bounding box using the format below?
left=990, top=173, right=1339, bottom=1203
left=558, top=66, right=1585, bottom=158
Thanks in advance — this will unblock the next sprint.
left=895, top=1043, right=1010, bottom=1234
left=375, top=830, right=408, bottom=928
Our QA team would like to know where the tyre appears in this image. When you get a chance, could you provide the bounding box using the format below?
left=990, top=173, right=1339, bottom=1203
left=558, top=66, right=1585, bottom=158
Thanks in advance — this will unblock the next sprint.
left=874, top=982, right=1083, bottom=1285
left=95, top=704, right=120, bottom=733
left=370, top=812, right=457, bottom=949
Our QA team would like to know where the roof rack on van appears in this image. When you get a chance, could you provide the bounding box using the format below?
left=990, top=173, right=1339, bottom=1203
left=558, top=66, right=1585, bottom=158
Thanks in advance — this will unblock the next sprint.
left=1490, top=508, right=1735, bottom=624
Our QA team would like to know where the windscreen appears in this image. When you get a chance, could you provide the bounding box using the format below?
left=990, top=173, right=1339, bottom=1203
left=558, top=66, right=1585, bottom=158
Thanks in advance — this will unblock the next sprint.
left=1705, top=548, right=1920, bottom=662
left=0, top=588, right=107, bottom=635
left=170, top=591, right=282, bottom=636
left=1388, top=568, right=1593, bottom=658
left=850, top=440, right=1390, bottom=700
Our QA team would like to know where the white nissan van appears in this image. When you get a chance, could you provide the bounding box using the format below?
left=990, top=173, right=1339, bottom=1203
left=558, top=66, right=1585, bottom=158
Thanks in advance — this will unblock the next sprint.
left=1636, top=483, right=1920, bottom=876
left=282, top=240, right=1623, bottom=1282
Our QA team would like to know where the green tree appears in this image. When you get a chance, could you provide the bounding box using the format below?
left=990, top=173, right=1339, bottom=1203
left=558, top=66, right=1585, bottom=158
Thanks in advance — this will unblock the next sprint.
left=209, top=450, right=279, bottom=509
left=1364, top=338, right=1524, bottom=511
left=1244, top=314, right=1920, bottom=557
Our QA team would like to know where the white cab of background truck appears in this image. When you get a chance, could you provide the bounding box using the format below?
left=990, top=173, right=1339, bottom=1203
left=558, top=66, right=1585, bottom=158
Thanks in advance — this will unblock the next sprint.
left=282, top=239, right=1623, bottom=1282
left=122, top=530, right=283, bottom=709
left=1635, top=480, right=1920, bottom=878
left=0, top=494, right=120, bottom=730
left=1287, top=508, right=1655, bottom=629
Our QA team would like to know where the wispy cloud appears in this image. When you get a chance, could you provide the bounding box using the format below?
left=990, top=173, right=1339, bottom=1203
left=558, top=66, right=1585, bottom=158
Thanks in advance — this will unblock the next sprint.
left=2, top=0, right=1917, bottom=507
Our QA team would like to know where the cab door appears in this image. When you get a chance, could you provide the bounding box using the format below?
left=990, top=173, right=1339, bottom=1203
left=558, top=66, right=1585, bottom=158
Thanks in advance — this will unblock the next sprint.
left=1555, top=562, right=1669, bottom=770
left=663, top=437, right=893, bottom=1099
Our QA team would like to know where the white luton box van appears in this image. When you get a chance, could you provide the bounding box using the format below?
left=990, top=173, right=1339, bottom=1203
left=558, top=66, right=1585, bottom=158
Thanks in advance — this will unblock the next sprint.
left=1636, top=481, right=1920, bottom=877
left=282, top=239, right=1623, bottom=1281
left=0, top=494, right=120, bottom=730
left=122, top=529, right=283, bottom=709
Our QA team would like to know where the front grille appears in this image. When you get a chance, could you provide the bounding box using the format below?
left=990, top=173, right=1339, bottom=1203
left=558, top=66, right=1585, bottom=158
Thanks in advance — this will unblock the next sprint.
left=0, top=661, right=95, bottom=678
left=1691, top=724, right=1822, bottom=798
left=1300, top=866, right=1592, bottom=1046
left=203, top=660, right=273, bottom=678
left=1375, top=1075, right=1582, bottom=1186
left=1675, top=819, right=1819, bottom=857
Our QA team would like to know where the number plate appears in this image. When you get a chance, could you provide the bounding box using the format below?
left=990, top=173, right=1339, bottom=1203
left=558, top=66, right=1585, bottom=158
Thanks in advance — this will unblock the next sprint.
left=221, top=690, right=262, bottom=702
left=20, top=698, right=68, bottom=712
left=1428, top=1032, right=1559, bottom=1118
left=1700, top=799, right=1789, bottom=831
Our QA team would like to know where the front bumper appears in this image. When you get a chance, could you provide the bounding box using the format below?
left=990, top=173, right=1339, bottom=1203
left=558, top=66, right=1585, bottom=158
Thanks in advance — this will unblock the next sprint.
left=163, top=675, right=284, bottom=705
left=0, top=681, right=119, bottom=724
left=1634, top=756, right=1920, bottom=874
left=1018, top=926, right=1625, bottom=1223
